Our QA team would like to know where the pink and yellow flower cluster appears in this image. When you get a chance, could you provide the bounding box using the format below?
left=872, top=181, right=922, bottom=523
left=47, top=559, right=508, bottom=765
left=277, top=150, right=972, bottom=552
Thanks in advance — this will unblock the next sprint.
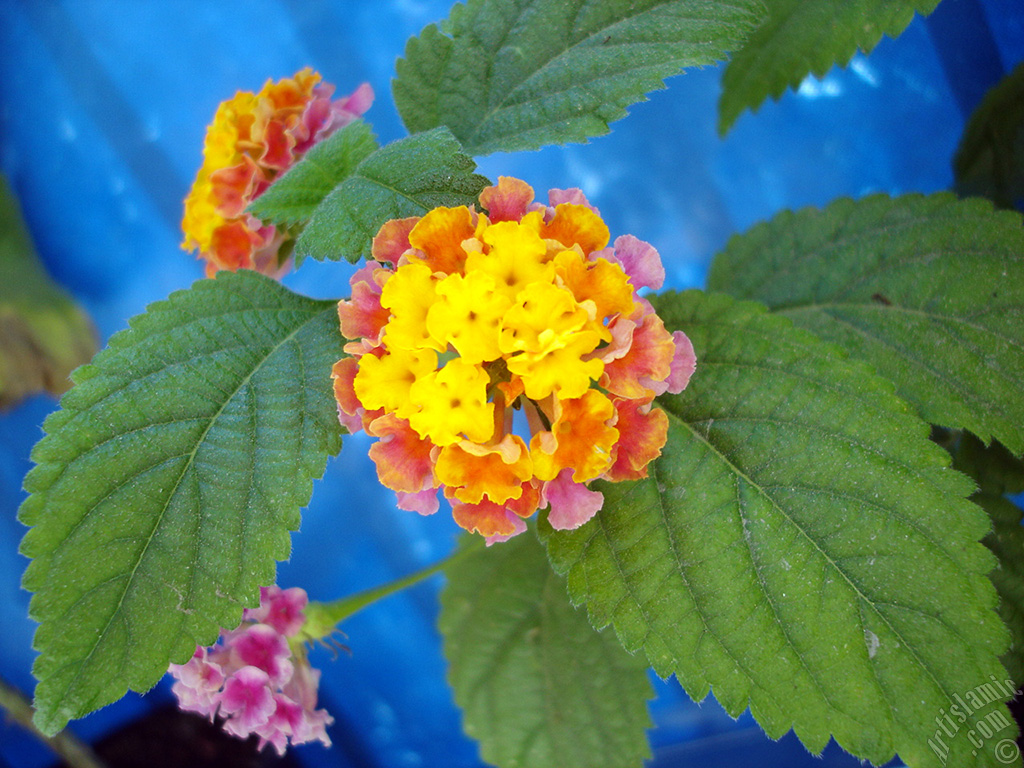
left=182, top=69, right=372, bottom=277
left=333, top=177, right=696, bottom=541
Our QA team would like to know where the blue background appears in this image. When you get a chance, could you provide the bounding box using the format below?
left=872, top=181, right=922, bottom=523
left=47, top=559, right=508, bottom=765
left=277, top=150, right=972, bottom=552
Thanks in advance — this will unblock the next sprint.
left=1, top=1, right=1022, bottom=766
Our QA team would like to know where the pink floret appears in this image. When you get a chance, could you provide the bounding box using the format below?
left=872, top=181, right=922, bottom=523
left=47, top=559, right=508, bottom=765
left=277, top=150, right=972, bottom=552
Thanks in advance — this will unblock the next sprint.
left=169, top=647, right=224, bottom=719
left=542, top=469, right=604, bottom=530
left=230, top=624, right=294, bottom=686
left=220, top=666, right=277, bottom=734
left=247, top=585, right=309, bottom=638
left=612, top=234, right=665, bottom=292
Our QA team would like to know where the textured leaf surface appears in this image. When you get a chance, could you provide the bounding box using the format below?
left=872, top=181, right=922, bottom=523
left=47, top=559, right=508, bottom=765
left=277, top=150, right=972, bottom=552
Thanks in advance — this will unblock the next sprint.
left=248, top=120, right=379, bottom=226
left=541, top=290, right=1015, bottom=767
left=394, top=0, right=765, bottom=155
left=294, top=127, right=489, bottom=264
left=979, top=496, right=1024, bottom=688
left=0, top=175, right=96, bottom=408
left=708, top=193, right=1024, bottom=455
left=441, top=532, right=652, bottom=768
left=718, top=0, right=940, bottom=133
left=954, top=62, right=1024, bottom=210
left=18, top=271, right=344, bottom=735
left=949, top=433, right=1024, bottom=685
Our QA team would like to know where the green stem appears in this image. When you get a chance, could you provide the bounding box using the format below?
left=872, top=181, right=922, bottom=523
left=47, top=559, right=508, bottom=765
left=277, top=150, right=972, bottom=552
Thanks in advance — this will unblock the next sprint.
left=0, top=674, right=108, bottom=768
left=301, top=536, right=485, bottom=642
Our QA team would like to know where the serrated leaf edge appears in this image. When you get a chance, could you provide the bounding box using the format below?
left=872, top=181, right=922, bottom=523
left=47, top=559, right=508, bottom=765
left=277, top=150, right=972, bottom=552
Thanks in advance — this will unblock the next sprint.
left=19, top=272, right=343, bottom=734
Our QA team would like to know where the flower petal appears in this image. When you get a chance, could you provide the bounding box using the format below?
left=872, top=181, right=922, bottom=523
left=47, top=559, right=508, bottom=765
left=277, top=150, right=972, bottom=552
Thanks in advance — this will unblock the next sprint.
left=406, top=358, right=494, bottom=446
left=372, top=217, right=418, bottom=265
left=247, top=586, right=308, bottom=638
left=479, top=176, right=535, bottom=222
left=379, top=262, right=444, bottom=352
left=229, top=624, right=293, bottom=686
left=605, top=397, right=668, bottom=481
left=611, top=234, right=665, bottom=292
left=338, top=263, right=390, bottom=341
left=451, top=482, right=539, bottom=538
left=331, top=357, right=370, bottom=434
left=435, top=434, right=533, bottom=504
left=427, top=271, right=511, bottom=364
left=547, top=187, right=600, bottom=216
left=600, top=300, right=676, bottom=399
left=553, top=251, right=635, bottom=330
left=396, top=488, right=440, bottom=516
left=530, top=390, right=618, bottom=482
left=542, top=468, right=604, bottom=530
left=220, top=666, right=276, bottom=733
left=407, top=205, right=476, bottom=274
left=666, top=330, right=697, bottom=394
left=354, top=347, right=438, bottom=415
left=366, top=413, right=436, bottom=494
left=541, top=203, right=610, bottom=255
left=333, top=81, right=375, bottom=124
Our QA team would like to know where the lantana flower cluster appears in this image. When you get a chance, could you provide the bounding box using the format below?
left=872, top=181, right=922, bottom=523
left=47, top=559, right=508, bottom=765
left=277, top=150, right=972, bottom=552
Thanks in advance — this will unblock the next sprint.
left=333, top=177, right=696, bottom=541
left=168, top=586, right=333, bottom=754
left=182, top=68, right=372, bottom=276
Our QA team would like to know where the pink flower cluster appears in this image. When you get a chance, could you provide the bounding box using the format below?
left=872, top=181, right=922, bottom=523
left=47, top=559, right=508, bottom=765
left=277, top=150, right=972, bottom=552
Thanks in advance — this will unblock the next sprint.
left=168, top=586, right=332, bottom=754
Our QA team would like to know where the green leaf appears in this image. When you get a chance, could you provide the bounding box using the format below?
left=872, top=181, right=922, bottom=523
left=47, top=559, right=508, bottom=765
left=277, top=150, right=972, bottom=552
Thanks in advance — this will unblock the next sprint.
left=718, top=0, right=940, bottom=133
left=541, top=290, right=1015, bottom=768
left=954, top=62, right=1024, bottom=210
left=248, top=120, right=379, bottom=226
left=294, top=127, right=489, bottom=263
left=441, top=531, right=653, bottom=768
left=948, top=432, right=1024, bottom=499
left=707, top=193, right=1024, bottom=455
left=948, top=433, right=1024, bottom=686
left=394, top=0, right=766, bottom=156
left=18, top=270, right=344, bottom=735
left=978, top=495, right=1024, bottom=688
left=0, top=174, right=97, bottom=408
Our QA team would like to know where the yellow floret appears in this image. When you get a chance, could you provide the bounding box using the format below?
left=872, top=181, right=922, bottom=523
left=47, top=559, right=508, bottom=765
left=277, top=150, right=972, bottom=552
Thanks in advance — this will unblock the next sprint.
left=499, top=281, right=603, bottom=400
left=426, top=271, right=511, bottom=364
left=465, top=213, right=553, bottom=301
left=407, top=358, right=494, bottom=446
left=380, top=262, right=445, bottom=353
left=353, top=348, right=437, bottom=416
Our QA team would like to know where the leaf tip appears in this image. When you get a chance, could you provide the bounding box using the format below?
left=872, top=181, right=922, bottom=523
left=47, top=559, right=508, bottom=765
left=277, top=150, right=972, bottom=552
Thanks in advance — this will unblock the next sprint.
left=30, top=696, right=69, bottom=739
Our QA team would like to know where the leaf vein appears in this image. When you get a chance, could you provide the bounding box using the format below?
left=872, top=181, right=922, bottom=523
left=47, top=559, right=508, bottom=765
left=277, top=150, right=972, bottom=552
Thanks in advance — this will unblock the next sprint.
left=45, top=304, right=333, bottom=707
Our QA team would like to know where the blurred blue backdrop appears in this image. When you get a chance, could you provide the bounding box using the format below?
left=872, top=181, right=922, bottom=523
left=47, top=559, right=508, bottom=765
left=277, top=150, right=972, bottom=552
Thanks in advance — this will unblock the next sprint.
left=1, top=1, right=1021, bottom=766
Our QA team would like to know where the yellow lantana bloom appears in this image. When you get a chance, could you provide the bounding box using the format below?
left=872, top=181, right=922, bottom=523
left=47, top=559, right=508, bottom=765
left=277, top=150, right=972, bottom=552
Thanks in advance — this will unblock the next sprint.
left=333, top=177, right=697, bottom=540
